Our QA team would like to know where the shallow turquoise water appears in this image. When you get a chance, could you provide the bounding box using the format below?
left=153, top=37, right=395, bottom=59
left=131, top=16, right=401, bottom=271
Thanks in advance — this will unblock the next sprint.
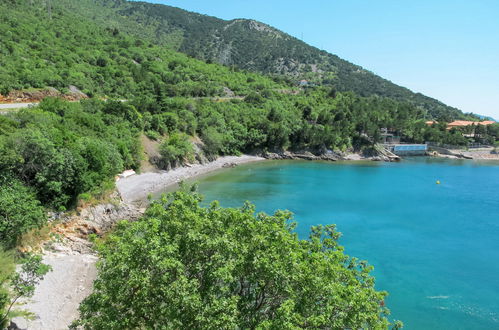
left=194, top=158, right=499, bottom=329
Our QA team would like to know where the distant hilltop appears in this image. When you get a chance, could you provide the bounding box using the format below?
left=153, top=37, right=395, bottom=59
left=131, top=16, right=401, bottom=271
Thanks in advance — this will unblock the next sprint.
left=475, top=114, right=497, bottom=122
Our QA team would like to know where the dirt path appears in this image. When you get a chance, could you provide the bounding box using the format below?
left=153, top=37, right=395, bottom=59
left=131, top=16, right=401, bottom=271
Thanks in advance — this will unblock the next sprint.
left=0, top=102, right=38, bottom=115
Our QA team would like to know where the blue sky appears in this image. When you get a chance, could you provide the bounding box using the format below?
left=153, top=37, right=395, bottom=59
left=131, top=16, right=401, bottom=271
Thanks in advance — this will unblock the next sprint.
left=142, top=0, right=499, bottom=119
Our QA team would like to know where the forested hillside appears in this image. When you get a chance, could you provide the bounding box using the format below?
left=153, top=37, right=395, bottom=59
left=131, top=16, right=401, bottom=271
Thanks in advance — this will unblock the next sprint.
left=63, top=0, right=469, bottom=120
left=0, top=1, right=280, bottom=98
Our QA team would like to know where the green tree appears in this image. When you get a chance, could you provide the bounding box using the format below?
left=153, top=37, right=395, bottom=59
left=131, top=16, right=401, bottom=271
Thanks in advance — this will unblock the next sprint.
left=158, top=132, right=194, bottom=168
left=200, top=126, right=225, bottom=156
left=74, top=190, right=398, bottom=329
left=0, top=177, right=47, bottom=248
left=0, top=249, right=15, bottom=329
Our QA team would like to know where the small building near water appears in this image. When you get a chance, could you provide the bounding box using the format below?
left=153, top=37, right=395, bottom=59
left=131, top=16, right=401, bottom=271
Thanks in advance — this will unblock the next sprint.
left=386, top=144, right=428, bottom=156
left=380, top=128, right=401, bottom=144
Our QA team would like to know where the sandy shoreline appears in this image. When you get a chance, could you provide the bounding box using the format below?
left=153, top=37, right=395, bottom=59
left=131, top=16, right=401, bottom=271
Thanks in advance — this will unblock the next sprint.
left=117, top=155, right=265, bottom=203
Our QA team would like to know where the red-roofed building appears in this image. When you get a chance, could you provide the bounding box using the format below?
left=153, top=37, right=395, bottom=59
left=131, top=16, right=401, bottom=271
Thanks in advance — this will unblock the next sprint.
left=447, top=120, right=495, bottom=129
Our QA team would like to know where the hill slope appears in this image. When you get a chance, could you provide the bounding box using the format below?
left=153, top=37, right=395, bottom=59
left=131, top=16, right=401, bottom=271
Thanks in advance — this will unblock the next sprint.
left=67, top=0, right=466, bottom=120
left=0, top=0, right=283, bottom=99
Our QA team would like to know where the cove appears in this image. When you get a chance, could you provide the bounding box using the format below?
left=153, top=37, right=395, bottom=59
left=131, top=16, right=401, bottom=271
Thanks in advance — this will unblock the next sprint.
left=193, top=158, right=499, bottom=329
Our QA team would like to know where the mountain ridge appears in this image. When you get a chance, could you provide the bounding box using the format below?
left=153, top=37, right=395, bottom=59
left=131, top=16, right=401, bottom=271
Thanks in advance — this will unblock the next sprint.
left=91, top=0, right=466, bottom=120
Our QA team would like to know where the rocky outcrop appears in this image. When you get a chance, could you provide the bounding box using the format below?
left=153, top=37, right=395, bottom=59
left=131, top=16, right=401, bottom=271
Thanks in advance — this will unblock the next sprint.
left=49, top=194, right=145, bottom=253
left=262, top=148, right=397, bottom=162
left=263, top=150, right=342, bottom=161
left=427, top=146, right=473, bottom=159
left=68, top=85, right=87, bottom=99
left=7, top=321, right=22, bottom=330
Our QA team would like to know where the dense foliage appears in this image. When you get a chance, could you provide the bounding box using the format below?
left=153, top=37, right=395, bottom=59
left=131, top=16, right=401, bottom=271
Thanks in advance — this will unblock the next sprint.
left=0, top=177, right=47, bottom=248
left=0, top=0, right=281, bottom=99
left=451, top=123, right=499, bottom=146
left=74, top=190, right=400, bottom=329
left=0, top=98, right=141, bottom=211
left=158, top=132, right=194, bottom=169
left=0, top=250, right=14, bottom=329
left=0, top=99, right=140, bottom=209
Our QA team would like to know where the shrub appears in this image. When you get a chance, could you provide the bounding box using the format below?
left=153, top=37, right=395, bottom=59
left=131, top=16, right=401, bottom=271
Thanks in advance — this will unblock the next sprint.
left=0, top=177, right=47, bottom=249
left=0, top=249, right=15, bottom=329
left=0, top=254, right=51, bottom=328
left=158, top=132, right=193, bottom=168
left=144, top=130, right=160, bottom=141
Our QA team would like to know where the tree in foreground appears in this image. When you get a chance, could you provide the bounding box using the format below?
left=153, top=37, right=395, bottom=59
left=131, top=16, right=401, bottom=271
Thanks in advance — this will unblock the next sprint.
left=74, top=190, right=401, bottom=329
left=0, top=253, right=51, bottom=328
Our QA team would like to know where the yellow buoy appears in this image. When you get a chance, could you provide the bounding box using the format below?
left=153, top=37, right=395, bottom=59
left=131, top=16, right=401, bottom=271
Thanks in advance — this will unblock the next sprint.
left=436, top=180, right=441, bottom=185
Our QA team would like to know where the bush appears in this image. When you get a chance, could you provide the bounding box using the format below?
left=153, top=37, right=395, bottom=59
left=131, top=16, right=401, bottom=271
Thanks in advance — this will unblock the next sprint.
left=144, top=130, right=160, bottom=141
left=158, top=132, right=193, bottom=168
left=8, top=128, right=80, bottom=209
left=73, top=190, right=394, bottom=329
left=0, top=249, right=15, bottom=329
left=200, top=126, right=224, bottom=156
left=0, top=177, right=47, bottom=249
left=76, top=137, right=124, bottom=192
left=0, top=102, right=141, bottom=210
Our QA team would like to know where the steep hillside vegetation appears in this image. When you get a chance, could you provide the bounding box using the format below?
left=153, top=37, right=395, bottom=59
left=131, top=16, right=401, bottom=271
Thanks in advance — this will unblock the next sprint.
left=64, top=0, right=467, bottom=120
left=0, top=0, right=280, bottom=98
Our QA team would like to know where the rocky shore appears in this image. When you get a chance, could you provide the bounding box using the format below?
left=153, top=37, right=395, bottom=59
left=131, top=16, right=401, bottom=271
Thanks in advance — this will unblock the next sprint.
left=263, top=149, right=397, bottom=162
left=428, top=146, right=499, bottom=160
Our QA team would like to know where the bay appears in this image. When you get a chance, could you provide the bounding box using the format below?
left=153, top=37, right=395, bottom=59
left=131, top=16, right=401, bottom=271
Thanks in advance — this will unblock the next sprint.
left=194, top=158, right=499, bottom=329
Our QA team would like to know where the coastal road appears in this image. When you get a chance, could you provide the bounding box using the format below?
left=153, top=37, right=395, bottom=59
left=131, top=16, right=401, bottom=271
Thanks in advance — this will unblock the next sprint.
left=0, top=100, right=127, bottom=115
left=0, top=102, right=38, bottom=114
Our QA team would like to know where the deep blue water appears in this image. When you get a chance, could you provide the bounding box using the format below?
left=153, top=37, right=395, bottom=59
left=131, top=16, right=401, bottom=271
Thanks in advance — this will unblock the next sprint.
left=193, top=158, right=499, bottom=329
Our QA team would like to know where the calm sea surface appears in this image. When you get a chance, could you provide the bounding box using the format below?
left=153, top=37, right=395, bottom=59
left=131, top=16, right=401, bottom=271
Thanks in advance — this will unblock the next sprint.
left=192, top=158, right=499, bottom=329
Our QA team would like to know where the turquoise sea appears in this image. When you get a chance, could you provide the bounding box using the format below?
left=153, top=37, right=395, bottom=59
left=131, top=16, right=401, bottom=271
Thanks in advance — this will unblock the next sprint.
left=194, top=158, right=499, bottom=329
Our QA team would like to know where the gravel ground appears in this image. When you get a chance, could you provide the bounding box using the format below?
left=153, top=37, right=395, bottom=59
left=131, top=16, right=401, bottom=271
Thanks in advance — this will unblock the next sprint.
left=12, top=252, right=98, bottom=330
left=461, top=149, right=499, bottom=159
left=117, top=155, right=265, bottom=203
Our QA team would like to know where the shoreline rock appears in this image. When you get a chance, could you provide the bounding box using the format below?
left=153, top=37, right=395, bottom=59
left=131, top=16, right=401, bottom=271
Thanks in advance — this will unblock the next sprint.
left=262, top=149, right=396, bottom=162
